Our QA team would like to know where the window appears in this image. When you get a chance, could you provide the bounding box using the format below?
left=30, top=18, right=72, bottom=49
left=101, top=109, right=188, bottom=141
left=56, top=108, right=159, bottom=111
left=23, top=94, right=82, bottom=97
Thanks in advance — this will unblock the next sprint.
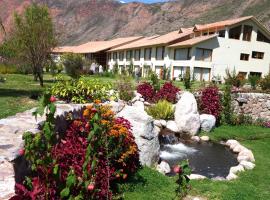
left=144, top=48, right=152, bottom=60
left=156, top=46, right=165, bottom=60
left=257, top=31, right=270, bottom=43
left=243, top=25, right=252, bottom=41
left=229, top=25, right=242, bottom=40
left=174, top=48, right=190, bottom=60
left=240, top=53, right=249, bottom=61
left=134, top=49, right=140, bottom=61
left=113, top=52, right=117, bottom=60
left=252, top=51, right=264, bottom=59
left=195, top=48, right=212, bottom=62
left=250, top=72, right=262, bottom=77
left=126, top=50, right=133, bottom=60
left=218, top=30, right=225, bottom=38
left=119, top=52, right=124, bottom=61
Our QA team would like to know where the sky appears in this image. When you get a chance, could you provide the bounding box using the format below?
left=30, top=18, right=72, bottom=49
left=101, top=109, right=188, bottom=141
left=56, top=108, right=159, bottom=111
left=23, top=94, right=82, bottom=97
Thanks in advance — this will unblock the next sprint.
left=119, top=0, right=168, bottom=4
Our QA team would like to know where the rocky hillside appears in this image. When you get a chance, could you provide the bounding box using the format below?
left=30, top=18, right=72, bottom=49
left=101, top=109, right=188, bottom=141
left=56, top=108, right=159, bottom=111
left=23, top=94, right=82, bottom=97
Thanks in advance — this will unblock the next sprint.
left=0, top=0, right=270, bottom=45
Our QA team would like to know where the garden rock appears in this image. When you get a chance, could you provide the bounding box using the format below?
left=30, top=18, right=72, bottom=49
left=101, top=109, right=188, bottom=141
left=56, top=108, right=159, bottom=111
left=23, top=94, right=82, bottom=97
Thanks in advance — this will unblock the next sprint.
left=240, top=161, right=255, bottom=170
left=175, top=92, right=200, bottom=136
left=166, top=120, right=179, bottom=132
left=226, top=172, right=238, bottom=180
left=189, top=174, right=207, bottom=180
left=229, top=165, right=245, bottom=174
left=199, top=114, right=216, bottom=132
left=154, top=120, right=162, bottom=128
left=238, top=149, right=255, bottom=162
left=117, top=105, right=160, bottom=166
left=200, top=136, right=210, bottom=142
left=191, top=136, right=200, bottom=142
left=160, top=120, right=167, bottom=127
left=232, top=144, right=246, bottom=153
left=156, top=161, right=171, bottom=174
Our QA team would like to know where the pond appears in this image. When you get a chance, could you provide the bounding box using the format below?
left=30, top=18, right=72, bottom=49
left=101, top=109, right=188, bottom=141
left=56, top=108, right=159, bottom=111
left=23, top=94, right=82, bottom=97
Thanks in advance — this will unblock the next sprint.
left=160, top=137, right=238, bottom=178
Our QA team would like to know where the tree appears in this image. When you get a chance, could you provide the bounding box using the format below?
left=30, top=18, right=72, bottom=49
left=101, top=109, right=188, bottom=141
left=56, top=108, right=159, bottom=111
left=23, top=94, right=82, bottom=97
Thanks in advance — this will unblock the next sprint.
left=2, top=3, right=57, bottom=86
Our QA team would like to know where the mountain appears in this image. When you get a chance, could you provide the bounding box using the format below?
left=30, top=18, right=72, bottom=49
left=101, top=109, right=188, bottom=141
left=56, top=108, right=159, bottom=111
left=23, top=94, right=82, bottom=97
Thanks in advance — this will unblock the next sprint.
left=0, top=0, right=270, bottom=45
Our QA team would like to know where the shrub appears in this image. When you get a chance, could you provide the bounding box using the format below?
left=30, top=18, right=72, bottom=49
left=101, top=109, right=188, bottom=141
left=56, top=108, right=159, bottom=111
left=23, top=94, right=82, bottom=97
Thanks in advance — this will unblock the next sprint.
left=13, top=96, right=139, bottom=199
left=231, top=114, right=253, bottom=125
left=51, top=76, right=117, bottom=103
left=137, top=82, right=155, bottom=102
left=200, top=86, right=222, bottom=120
left=116, top=76, right=134, bottom=101
left=183, top=68, right=192, bottom=89
left=174, top=160, right=191, bottom=199
left=248, top=74, right=260, bottom=90
left=224, top=68, right=246, bottom=87
left=149, top=72, right=160, bottom=91
left=146, top=100, right=174, bottom=120
left=260, top=73, right=270, bottom=91
left=154, top=82, right=180, bottom=103
left=221, top=84, right=233, bottom=125
left=0, top=64, right=18, bottom=74
left=61, top=53, right=83, bottom=78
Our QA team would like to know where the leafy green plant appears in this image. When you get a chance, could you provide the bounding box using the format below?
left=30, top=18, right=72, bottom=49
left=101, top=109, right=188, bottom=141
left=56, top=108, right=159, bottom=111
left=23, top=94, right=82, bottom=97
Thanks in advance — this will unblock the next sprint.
left=113, top=62, right=119, bottom=74
left=61, top=53, right=83, bottom=78
left=260, top=73, right=270, bottom=91
left=248, top=74, right=260, bottom=90
left=184, top=68, right=192, bottom=89
left=116, top=75, right=134, bottom=101
left=149, top=71, right=160, bottom=91
left=174, top=160, right=192, bottom=199
left=224, top=68, right=246, bottom=87
left=146, top=100, right=174, bottom=120
left=0, top=64, right=18, bottom=74
left=221, top=84, right=233, bottom=125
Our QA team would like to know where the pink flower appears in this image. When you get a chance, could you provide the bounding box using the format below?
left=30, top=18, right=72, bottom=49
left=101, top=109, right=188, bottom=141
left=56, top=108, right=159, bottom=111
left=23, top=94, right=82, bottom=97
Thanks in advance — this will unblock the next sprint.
left=19, top=149, right=25, bottom=156
left=173, top=165, right=182, bottom=174
left=87, top=184, right=95, bottom=191
left=50, top=96, right=57, bottom=102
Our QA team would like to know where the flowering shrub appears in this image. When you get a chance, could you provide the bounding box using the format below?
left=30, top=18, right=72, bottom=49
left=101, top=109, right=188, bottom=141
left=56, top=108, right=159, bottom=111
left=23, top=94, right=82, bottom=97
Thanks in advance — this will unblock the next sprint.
left=137, top=82, right=155, bottom=102
left=154, top=82, right=180, bottom=103
left=12, top=96, right=139, bottom=199
left=200, top=86, right=222, bottom=120
left=174, top=160, right=191, bottom=199
left=264, top=121, right=270, bottom=128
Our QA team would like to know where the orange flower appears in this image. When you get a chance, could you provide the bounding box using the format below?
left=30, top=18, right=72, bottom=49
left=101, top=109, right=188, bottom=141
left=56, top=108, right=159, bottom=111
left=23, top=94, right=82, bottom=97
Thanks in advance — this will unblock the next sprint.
left=94, top=99, right=101, bottom=104
left=83, top=109, right=90, bottom=117
left=86, top=105, right=93, bottom=110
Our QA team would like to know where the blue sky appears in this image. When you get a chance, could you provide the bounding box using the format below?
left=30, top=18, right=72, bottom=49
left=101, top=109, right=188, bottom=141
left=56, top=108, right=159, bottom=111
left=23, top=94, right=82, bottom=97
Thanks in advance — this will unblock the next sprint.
left=119, top=0, right=168, bottom=4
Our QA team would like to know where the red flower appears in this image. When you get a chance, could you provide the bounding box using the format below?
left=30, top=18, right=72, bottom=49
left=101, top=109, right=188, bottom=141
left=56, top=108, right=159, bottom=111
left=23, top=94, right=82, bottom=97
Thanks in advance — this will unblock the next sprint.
left=91, top=108, right=98, bottom=113
left=50, top=96, right=57, bottom=103
left=173, top=165, right=182, bottom=174
left=123, top=174, right=128, bottom=179
left=18, top=149, right=25, bottom=156
left=87, top=184, right=95, bottom=191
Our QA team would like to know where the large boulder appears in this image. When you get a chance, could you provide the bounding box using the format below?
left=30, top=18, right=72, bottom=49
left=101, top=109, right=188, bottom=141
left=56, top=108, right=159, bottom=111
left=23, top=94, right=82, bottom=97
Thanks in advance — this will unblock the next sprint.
left=174, top=92, right=200, bottom=136
left=200, top=114, right=216, bottom=132
left=117, top=105, right=160, bottom=166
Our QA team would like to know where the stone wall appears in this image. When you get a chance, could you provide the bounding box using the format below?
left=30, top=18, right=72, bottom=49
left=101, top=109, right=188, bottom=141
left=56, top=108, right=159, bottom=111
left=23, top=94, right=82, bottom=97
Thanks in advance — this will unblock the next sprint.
left=232, top=93, right=270, bottom=121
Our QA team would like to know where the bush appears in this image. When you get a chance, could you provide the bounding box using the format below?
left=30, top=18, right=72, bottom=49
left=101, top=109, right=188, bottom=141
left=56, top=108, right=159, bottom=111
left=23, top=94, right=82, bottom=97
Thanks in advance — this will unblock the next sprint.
left=224, top=68, right=246, bottom=87
left=13, top=96, right=139, bottom=199
left=61, top=53, right=83, bottom=78
left=200, top=86, right=222, bottom=120
left=221, top=84, right=233, bottom=125
left=0, top=64, right=18, bottom=74
left=137, top=82, right=155, bottom=102
left=260, top=73, right=270, bottom=91
left=154, top=82, right=180, bottom=103
left=51, top=76, right=117, bottom=103
left=248, top=74, right=260, bottom=90
left=183, top=68, right=192, bottom=89
left=116, top=76, right=134, bottom=101
left=146, top=100, right=174, bottom=120
left=149, top=72, right=160, bottom=91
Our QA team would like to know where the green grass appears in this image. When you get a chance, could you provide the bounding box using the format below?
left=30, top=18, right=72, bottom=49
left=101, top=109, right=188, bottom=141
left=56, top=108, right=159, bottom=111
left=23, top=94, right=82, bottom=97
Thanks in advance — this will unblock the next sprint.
left=120, top=125, right=270, bottom=200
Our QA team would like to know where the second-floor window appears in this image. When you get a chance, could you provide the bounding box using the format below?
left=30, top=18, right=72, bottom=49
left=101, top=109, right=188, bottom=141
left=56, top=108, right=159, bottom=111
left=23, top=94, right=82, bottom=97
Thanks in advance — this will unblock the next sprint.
left=243, top=25, right=253, bottom=41
left=252, top=51, right=264, bottom=59
left=144, top=48, right=152, bottom=60
left=113, top=52, right=117, bottom=60
left=229, top=25, right=242, bottom=40
left=174, top=48, right=190, bottom=60
left=195, top=48, right=212, bottom=62
left=257, top=31, right=270, bottom=43
left=126, top=50, right=133, bottom=60
left=156, top=46, right=165, bottom=60
left=218, top=30, right=225, bottom=38
left=119, top=52, right=124, bottom=61
left=240, top=53, right=249, bottom=61
left=134, top=49, right=140, bottom=61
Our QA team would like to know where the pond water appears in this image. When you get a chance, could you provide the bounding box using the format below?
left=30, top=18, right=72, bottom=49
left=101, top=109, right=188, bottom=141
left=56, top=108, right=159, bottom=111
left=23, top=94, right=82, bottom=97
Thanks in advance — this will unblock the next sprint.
left=160, top=140, right=238, bottom=178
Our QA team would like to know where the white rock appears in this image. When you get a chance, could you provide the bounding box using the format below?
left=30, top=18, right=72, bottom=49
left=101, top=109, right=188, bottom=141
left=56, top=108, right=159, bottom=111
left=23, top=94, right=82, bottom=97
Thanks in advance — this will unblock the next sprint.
left=131, top=96, right=138, bottom=103
left=160, top=120, right=167, bottom=127
left=232, top=144, right=246, bottom=153
left=225, top=139, right=239, bottom=147
left=229, top=165, right=245, bottom=174
left=199, top=114, right=216, bottom=132
left=133, top=101, right=144, bottom=110
left=212, top=176, right=226, bottom=181
left=191, top=136, right=200, bottom=142
left=154, top=120, right=162, bottom=128
left=237, top=155, right=251, bottom=163
left=117, top=105, right=160, bottom=166
left=144, top=101, right=151, bottom=106
left=226, top=172, right=238, bottom=180
left=240, top=161, right=255, bottom=170
left=189, top=174, right=207, bottom=180
left=175, top=92, right=200, bottom=136
left=156, top=161, right=171, bottom=174
left=238, top=149, right=255, bottom=162
left=200, top=136, right=210, bottom=142
left=166, top=120, right=179, bottom=132
left=139, top=98, right=145, bottom=102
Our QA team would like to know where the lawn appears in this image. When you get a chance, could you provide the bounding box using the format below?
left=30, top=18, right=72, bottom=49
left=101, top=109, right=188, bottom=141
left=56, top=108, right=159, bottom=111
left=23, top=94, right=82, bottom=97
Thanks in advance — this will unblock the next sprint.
left=120, top=125, right=270, bottom=200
